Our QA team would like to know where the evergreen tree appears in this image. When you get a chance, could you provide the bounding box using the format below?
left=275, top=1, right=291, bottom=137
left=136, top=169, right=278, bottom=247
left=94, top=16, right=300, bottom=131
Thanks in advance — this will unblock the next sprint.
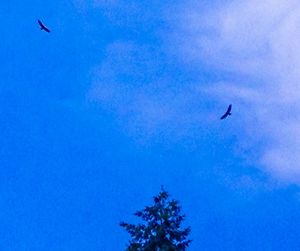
left=120, top=188, right=191, bottom=251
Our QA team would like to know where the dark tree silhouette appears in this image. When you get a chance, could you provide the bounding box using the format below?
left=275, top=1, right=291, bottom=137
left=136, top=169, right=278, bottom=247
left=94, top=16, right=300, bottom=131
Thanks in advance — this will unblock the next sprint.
left=120, top=188, right=191, bottom=251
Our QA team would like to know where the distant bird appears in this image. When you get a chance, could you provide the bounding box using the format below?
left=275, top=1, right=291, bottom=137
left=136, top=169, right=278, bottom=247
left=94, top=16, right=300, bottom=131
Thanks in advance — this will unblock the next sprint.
left=38, top=20, right=50, bottom=33
left=220, top=104, right=232, bottom=120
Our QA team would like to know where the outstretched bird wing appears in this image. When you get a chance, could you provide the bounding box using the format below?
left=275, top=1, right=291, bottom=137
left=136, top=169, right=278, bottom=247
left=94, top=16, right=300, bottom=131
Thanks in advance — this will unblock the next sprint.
left=227, top=104, right=232, bottom=113
left=220, top=104, right=232, bottom=120
left=220, top=113, right=227, bottom=120
left=38, top=20, right=50, bottom=33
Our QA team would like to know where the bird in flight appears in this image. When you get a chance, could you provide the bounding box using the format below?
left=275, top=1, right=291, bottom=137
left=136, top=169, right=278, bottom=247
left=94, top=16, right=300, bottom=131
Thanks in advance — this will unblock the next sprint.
left=220, top=104, right=232, bottom=120
left=38, top=20, right=50, bottom=33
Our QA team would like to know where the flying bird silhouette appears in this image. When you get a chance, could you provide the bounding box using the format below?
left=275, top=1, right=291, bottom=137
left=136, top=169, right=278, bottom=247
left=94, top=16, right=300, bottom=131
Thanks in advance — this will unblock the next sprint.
left=38, top=20, right=50, bottom=33
left=220, top=104, right=232, bottom=120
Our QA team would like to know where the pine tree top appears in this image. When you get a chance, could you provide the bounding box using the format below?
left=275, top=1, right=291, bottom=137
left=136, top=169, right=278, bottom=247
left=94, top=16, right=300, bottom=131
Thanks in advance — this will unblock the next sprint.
left=120, top=188, right=191, bottom=251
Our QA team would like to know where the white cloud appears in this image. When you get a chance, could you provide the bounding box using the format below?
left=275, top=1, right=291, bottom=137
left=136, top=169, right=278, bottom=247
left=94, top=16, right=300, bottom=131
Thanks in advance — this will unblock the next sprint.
left=84, top=0, right=300, bottom=183
left=87, top=41, right=211, bottom=140
left=180, top=0, right=300, bottom=182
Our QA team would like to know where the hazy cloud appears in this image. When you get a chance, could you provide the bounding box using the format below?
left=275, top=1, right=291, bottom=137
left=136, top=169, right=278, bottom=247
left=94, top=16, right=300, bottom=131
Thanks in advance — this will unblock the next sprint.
left=84, top=0, right=300, bottom=183
left=88, top=41, right=211, bottom=140
left=180, top=0, right=300, bottom=183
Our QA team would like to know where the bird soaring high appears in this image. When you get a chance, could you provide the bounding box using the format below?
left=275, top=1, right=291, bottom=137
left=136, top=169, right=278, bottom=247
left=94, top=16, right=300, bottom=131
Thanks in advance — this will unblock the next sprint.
left=38, top=20, right=50, bottom=33
left=220, top=104, right=232, bottom=120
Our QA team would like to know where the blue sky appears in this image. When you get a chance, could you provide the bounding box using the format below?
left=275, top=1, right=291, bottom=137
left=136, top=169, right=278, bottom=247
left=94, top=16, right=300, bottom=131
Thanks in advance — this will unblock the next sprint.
left=2, top=0, right=300, bottom=250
